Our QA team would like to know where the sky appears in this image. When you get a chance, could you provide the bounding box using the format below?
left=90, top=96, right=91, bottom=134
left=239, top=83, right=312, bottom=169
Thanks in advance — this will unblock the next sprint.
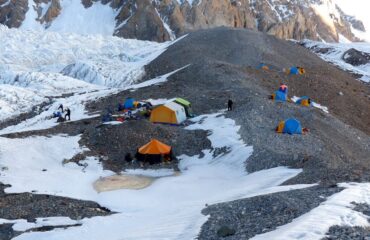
left=334, top=0, right=370, bottom=41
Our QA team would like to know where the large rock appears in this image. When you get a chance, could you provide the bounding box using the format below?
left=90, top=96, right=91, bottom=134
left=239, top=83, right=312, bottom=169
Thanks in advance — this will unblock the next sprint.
left=35, top=0, right=61, bottom=26
left=342, top=48, right=370, bottom=66
left=0, top=0, right=28, bottom=28
left=114, top=0, right=172, bottom=42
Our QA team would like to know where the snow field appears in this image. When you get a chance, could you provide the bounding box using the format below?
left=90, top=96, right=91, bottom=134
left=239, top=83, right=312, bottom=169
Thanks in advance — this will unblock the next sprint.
left=0, top=113, right=308, bottom=240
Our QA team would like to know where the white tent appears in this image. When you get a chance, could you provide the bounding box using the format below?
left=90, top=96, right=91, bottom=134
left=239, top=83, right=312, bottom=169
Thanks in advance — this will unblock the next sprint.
left=150, top=102, right=187, bottom=124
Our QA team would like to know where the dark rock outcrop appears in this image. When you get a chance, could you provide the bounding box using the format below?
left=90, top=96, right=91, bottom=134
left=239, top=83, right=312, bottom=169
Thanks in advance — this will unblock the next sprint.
left=342, top=48, right=370, bottom=66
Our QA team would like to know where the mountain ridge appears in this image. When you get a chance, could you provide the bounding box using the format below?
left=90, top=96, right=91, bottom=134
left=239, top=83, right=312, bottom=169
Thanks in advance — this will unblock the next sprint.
left=0, top=0, right=367, bottom=42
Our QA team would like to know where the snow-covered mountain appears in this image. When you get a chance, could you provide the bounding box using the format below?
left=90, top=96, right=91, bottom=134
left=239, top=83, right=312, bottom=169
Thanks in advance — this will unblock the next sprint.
left=0, top=0, right=368, bottom=42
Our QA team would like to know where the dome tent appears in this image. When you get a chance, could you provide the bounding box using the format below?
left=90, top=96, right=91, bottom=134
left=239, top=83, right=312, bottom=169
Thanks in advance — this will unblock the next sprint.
left=173, top=98, right=194, bottom=117
left=123, top=97, right=135, bottom=109
left=258, top=63, right=270, bottom=70
left=296, top=96, right=312, bottom=107
left=276, top=118, right=303, bottom=135
left=286, top=66, right=305, bottom=75
left=273, top=91, right=287, bottom=102
left=150, top=102, right=187, bottom=125
left=136, top=139, right=173, bottom=164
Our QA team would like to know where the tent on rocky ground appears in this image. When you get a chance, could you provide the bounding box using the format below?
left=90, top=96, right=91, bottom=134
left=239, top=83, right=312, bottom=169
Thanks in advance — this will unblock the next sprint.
left=271, top=91, right=287, bottom=102
left=136, top=139, right=173, bottom=165
left=258, top=63, right=270, bottom=70
left=150, top=102, right=187, bottom=125
left=173, top=98, right=194, bottom=117
left=123, top=97, right=135, bottom=109
left=276, top=118, right=306, bottom=135
left=296, top=96, right=312, bottom=107
left=285, top=66, right=305, bottom=75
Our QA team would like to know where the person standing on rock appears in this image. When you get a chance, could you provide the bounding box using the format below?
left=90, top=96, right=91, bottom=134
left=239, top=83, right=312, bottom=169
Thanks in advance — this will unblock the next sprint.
left=65, top=108, right=71, bottom=121
left=228, top=99, right=233, bottom=111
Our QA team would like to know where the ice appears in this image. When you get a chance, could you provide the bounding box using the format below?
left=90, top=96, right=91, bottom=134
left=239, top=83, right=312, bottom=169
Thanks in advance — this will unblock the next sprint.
left=0, top=25, right=173, bottom=123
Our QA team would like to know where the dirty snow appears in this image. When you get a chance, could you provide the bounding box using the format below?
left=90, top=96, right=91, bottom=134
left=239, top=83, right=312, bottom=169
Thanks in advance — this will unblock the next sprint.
left=251, top=183, right=370, bottom=240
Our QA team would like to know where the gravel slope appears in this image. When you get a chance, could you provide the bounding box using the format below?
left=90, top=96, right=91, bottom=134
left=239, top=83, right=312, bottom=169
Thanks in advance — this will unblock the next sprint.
left=0, top=27, right=369, bottom=239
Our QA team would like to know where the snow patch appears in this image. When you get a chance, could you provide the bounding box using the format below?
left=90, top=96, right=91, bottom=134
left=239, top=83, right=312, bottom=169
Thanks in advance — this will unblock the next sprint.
left=302, top=39, right=370, bottom=82
left=251, top=183, right=370, bottom=240
left=1, top=114, right=307, bottom=240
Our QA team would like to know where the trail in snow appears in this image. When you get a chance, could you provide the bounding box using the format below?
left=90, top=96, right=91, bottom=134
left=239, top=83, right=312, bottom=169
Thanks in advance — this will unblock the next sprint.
left=0, top=113, right=309, bottom=240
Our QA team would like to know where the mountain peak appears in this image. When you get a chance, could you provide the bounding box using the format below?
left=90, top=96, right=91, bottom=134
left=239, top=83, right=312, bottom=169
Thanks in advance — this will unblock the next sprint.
left=0, top=0, right=367, bottom=42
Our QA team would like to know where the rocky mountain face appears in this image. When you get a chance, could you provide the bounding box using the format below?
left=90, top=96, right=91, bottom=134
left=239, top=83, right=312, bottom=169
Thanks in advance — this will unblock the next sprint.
left=0, top=0, right=367, bottom=42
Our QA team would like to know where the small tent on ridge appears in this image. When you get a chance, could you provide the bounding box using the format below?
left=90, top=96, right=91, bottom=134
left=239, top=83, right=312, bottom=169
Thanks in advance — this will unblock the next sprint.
left=296, top=96, right=312, bottom=107
left=136, top=139, right=173, bottom=164
left=150, top=102, right=187, bottom=125
left=285, top=67, right=305, bottom=75
left=272, top=91, right=287, bottom=102
left=173, top=98, right=194, bottom=117
left=258, top=63, right=270, bottom=70
left=276, top=118, right=303, bottom=135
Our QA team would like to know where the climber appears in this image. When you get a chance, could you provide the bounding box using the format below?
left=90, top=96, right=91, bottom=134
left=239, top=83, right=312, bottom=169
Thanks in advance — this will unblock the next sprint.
left=228, top=99, right=233, bottom=111
left=65, top=108, right=71, bottom=121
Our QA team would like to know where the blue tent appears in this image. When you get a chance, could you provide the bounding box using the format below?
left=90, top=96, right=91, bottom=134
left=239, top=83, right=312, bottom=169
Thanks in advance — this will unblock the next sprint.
left=288, top=67, right=305, bottom=75
left=123, top=98, right=135, bottom=109
left=258, top=63, right=269, bottom=70
left=290, top=67, right=299, bottom=75
left=283, top=118, right=302, bottom=135
left=296, top=96, right=311, bottom=106
left=275, top=91, right=287, bottom=102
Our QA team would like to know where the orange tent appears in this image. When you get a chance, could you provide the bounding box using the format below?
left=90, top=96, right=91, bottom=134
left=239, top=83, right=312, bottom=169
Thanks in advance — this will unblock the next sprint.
left=138, top=139, right=171, bottom=155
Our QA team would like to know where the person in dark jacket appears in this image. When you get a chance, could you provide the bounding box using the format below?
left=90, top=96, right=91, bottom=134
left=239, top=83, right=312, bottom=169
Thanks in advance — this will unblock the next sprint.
left=65, top=108, right=71, bottom=121
left=58, top=104, right=64, bottom=112
left=227, top=99, right=233, bottom=111
left=125, top=153, right=133, bottom=163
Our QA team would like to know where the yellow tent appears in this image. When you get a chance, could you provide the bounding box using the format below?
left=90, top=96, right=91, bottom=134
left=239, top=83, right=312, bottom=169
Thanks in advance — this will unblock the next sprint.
left=150, top=102, right=187, bottom=124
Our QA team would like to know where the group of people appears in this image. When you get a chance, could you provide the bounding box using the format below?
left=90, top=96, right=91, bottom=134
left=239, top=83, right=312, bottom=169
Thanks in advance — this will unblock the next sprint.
left=52, top=104, right=71, bottom=121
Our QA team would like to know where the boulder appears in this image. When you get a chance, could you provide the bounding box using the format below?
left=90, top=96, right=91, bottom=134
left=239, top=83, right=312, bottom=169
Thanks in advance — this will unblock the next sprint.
left=342, top=48, right=370, bottom=66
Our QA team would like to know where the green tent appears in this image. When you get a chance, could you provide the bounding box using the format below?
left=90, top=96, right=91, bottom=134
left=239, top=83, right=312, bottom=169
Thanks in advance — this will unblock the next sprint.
left=174, top=98, right=194, bottom=117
